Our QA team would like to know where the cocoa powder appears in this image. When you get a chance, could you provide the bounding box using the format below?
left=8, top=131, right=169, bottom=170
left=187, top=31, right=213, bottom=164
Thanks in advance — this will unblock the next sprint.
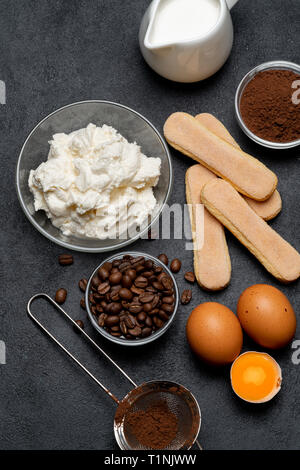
left=240, top=69, right=300, bottom=143
left=123, top=400, right=178, bottom=449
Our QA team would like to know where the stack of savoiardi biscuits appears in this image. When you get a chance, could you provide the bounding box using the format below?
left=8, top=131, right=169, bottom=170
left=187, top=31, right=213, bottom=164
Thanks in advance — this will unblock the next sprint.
left=163, top=112, right=300, bottom=291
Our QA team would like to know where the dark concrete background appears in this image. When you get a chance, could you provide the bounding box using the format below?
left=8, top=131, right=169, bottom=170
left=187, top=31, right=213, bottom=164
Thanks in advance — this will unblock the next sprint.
left=0, top=0, right=299, bottom=450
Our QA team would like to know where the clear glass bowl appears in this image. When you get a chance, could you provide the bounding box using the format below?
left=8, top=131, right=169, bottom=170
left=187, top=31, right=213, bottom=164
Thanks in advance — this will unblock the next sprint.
left=16, top=101, right=172, bottom=252
left=235, top=61, right=300, bottom=149
left=85, top=252, right=179, bottom=346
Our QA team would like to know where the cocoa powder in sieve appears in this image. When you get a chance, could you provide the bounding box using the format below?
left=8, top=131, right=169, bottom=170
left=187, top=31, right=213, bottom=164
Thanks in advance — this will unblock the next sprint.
left=124, top=400, right=178, bottom=449
left=240, top=69, right=300, bottom=143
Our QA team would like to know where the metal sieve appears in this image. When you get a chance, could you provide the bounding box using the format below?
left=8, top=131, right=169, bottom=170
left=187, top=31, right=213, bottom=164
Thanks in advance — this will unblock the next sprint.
left=27, top=294, right=202, bottom=450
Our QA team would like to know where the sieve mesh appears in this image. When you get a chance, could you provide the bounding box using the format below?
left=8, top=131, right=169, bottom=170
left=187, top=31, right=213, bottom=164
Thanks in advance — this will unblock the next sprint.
left=114, top=381, right=201, bottom=450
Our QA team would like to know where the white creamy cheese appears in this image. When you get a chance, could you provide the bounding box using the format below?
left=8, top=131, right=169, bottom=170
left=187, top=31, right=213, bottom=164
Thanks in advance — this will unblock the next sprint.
left=28, top=123, right=161, bottom=239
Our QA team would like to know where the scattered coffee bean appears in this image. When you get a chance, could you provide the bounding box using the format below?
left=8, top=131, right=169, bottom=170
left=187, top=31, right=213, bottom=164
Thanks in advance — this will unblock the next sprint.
left=86, top=255, right=177, bottom=340
left=181, top=289, right=192, bottom=305
left=170, top=258, right=182, bottom=273
left=158, top=254, right=168, bottom=265
left=74, top=320, right=84, bottom=333
left=80, top=298, right=86, bottom=310
left=55, top=288, right=67, bottom=304
left=184, top=272, right=195, bottom=283
left=78, top=278, right=88, bottom=292
left=58, top=254, right=73, bottom=266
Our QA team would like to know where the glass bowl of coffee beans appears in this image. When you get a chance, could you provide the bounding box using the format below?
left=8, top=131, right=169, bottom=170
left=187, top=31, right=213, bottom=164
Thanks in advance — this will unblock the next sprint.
left=86, top=252, right=179, bottom=346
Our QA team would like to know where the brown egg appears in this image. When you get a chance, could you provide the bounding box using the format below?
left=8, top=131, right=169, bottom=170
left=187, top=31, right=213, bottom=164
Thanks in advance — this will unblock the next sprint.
left=237, top=284, right=296, bottom=349
left=186, top=302, right=243, bottom=365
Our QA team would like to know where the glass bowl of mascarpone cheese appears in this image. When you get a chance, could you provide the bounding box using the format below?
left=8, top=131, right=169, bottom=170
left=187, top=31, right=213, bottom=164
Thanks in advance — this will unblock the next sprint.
left=16, top=101, right=172, bottom=252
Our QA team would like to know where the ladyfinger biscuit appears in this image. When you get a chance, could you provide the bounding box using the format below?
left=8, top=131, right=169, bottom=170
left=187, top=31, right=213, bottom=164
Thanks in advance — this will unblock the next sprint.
left=164, top=112, right=278, bottom=201
left=201, top=179, right=300, bottom=283
left=186, top=165, right=231, bottom=291
left=195, top=113, right=282, bottom=221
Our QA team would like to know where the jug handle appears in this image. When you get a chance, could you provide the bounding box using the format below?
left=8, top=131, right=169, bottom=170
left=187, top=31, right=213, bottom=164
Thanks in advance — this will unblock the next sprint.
left=226, top=0, right=239, bottom=9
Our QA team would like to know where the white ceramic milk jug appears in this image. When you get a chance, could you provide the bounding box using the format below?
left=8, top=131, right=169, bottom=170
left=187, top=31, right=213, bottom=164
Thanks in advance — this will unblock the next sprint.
left=139, top=0, right=239, bottom=83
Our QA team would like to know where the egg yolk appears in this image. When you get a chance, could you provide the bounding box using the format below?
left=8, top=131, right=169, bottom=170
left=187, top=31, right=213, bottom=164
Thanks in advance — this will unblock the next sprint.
left=231, top=352, right=281, bottom=402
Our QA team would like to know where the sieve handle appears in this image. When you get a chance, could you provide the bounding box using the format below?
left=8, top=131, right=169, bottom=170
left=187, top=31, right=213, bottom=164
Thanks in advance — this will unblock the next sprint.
left=27, top=293, right=137, bottom=405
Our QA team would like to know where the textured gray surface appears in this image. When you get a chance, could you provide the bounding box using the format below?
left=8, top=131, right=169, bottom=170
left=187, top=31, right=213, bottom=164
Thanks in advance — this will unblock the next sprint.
left=0, top=0, right=299, bottom=450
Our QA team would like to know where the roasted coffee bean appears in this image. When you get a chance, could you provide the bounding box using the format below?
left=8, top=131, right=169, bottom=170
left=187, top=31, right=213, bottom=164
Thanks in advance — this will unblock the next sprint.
left=129, top=303, right=143, bottom=314
left=112, top=259, right=121, bottom=267
left=146, top=285, right=156, bottom=292
left=80, top=298, right=86, bottom=310
left=95, top=305, right=103, bottom=315
left=134, top=276, right=148, bottom=288
left=157, top=272, right=168, bottom=282
left=97, top=267, right=109, bottom=281
left=123, top=254, right=133, bottom=261
left=143, top=271, right=154, bottom=278
left=143, top=303, right=153, bottom=313
left=153, top=316, right=164, bottom=328
left=109, top=302, right=122, bottom=315
left=98, top=313, right=107, bottom=327
left=184, top=271, right=196, bottom=283
left=137, top=312, right=147, bottom=323
left=161, top=276, right=173, bottom=291
left=74, top=320, right=84, bottom=333
left=131, top=256, right=145, bottom=266
left=161, top=303, right=174, bottom=314
left=109, top=271, right=122, bottom=285
left=162, top=296, right=174, bottom=304
left=152, top=295, right=161, bottom=309
left=148, top=308, right=159, bottom=316
left=139, top=292, right=154, bottom=304
left=55, top=288, right=67, bottom=304
left=110, top=290, right=120, bottom=302
left=128, top=326, right=142, bottom=337
left=111, top=325, right=120, bottom=332
left=152, top=281, right=164, bottom=291
left=181, top=289, right=192, bottom=305
left=124, top=315, right=136, bottom=329
left=91, top=305, right=97, bottom=316
left=158, top=254, right=168, bottom=265
left=119, top=288, right=133, bottom=300
left=155, top=266, right=163, bottom=275
left=58, top=254, right=73, bottom=266
left=144, top=260, right=154, bottom=270
left=170, top=258, right=181, bottom=273
left=120, top=321, right=128, bottom=335
left=119, top=261, right=131, bottom=272
left=102, top=261, right=112, bottom=272
left=111, top=332, right=121, bottom=337
left=91, top=275, right=101, bottom=288
left=105, top=316, right=120, bottom=327
left=141, top=327, right=152, bottom=338
left=131, top=286, right=144, bottom=295
left=158, top=310, right=169, bottom=321
left=98, top=282, right=111, bottom=295
left=78, top=278, right=88, bottom=292
left=122, top=275, right=132, bottom=288
left=145, top=316, right=153, bottom=327
left=126, top=268, right=137, bottom=280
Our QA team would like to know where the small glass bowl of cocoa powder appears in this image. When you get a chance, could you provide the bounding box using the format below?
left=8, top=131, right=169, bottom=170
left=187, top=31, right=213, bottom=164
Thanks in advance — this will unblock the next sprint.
left=235, top=61, right=300, bottom=149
